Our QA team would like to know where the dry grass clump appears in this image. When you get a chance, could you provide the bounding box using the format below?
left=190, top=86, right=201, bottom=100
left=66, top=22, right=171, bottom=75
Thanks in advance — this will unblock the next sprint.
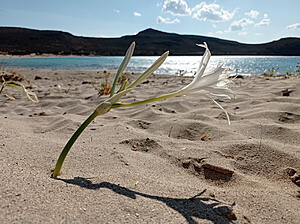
left=98, top=71, right=131, bottom=96
left=98, top=71, right=112, bottom=95
left=0, top=68, right=27, bottom=83
left=117, top=72, right=131, bottom=85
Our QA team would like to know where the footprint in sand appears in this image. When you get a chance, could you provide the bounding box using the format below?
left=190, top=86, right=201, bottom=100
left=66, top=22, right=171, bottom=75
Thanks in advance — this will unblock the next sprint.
left=278, top=112, right=300, bottom=123
left=127, top=119, right=151, bottom=130
left=119, top=138, right=162, bottom=152
left=222, top=143, right=300, bottom=180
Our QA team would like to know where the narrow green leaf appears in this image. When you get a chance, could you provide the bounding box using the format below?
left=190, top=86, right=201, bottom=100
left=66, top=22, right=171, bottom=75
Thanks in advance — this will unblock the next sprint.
left=127, top=51, right=169, bottom=89
left=0, top=82, right=6, bottom=94
left=117, top=79, right=128, bottom=93
left=110, top=42, right=135, bottom=97
left=107, top=88, right=133, bottom=105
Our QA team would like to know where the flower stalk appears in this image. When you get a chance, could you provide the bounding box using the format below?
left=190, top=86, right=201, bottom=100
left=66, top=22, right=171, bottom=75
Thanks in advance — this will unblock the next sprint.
left=52, top=111, right=98, bottom=177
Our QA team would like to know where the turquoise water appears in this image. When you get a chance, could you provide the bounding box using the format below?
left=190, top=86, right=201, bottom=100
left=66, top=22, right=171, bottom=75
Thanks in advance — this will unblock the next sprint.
left=0, top=56, right=299, bottom=76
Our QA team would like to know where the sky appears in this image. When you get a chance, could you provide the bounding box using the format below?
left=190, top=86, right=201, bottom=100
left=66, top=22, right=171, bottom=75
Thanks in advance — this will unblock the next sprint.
left=1, top=0, right=300, bottom=43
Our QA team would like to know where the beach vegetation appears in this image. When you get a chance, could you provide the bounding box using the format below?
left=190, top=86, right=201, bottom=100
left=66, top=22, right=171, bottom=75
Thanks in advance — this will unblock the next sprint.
left=296, top=63, right=300, bottom=76
left=98, top=70, right=112, bottom=95
left=0, top=68, right=38, bottom=103
left=52, top=41, right=233, bottom=177
left=262, top=67, right=279, bottom=77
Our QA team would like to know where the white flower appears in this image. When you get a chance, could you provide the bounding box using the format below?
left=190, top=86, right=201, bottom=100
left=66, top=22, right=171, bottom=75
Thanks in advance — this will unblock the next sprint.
left=175, top=42, right=233, bottom=124
left=178, top=43, right=232, bottom=97
left=112, top=42, right=233, bottom=124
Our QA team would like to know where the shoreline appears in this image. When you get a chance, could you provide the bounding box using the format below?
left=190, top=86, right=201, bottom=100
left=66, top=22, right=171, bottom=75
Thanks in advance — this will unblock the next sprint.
left=1, top=55, right=299, bottom=77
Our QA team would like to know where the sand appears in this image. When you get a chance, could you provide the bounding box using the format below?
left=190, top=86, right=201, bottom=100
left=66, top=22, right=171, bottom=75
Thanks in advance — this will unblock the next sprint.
left=1, top=68, right=300, bottom=224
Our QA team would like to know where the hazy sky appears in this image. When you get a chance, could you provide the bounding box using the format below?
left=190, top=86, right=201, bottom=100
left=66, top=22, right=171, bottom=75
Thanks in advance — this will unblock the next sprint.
left=1, top=0, right=300, bottom=43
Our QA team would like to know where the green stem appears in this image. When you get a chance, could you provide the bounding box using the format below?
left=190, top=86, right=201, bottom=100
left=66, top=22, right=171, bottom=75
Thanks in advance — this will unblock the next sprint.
left=0, top=82, right=5, bottom=93
left=52, top=110, right=98, bottom=177
left=111, top=91, right=181, bottom=109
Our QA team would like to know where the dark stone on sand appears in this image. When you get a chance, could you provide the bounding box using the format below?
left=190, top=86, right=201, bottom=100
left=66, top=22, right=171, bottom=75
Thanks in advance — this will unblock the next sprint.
left=142, top=80, right=150, bottom=84
left=34, top=75, right=42, bottom=80
left=82, top=81, right=92, bottom=84
left=286, top=167, right=297, bottom=176
left=182, top=160, right=192, bottom=169
left=282, top=89, right=293, bottom=96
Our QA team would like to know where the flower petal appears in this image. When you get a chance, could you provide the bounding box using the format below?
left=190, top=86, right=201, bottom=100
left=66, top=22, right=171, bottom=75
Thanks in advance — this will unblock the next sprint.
left=195, top=42, right=211, bottom=79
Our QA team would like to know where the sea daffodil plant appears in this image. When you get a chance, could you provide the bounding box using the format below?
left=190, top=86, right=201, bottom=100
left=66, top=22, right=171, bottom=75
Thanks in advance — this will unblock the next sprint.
left=52, top=41, right=233, bottom=177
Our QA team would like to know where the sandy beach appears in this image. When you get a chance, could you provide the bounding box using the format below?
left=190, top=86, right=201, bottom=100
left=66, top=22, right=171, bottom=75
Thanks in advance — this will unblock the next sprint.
left=1, top=68, right=300, bottom=223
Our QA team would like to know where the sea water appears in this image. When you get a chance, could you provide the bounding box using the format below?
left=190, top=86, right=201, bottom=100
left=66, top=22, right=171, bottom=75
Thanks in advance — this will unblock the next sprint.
left=0, top=56, right=299, bottom=76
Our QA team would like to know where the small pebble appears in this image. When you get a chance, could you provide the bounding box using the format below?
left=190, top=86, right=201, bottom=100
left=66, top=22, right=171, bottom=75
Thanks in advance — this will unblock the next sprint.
left=286, top=167, right=297, bottom=176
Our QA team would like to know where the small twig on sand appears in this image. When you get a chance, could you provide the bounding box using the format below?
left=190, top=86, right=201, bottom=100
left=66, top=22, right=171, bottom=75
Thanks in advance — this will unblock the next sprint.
left=168, top=126, right=173, bottom=137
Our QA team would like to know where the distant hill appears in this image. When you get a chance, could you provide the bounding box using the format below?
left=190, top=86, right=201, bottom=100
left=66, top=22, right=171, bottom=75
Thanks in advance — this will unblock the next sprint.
left=0, top=27, right=300, bottom=56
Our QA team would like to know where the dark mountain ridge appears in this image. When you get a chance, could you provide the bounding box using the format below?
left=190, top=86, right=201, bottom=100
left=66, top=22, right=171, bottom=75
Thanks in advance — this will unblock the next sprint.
left=0, top=27, right=299, bottom=56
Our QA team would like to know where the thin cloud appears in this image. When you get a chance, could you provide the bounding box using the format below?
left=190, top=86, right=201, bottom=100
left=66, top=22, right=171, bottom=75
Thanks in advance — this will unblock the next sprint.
left=245, top=10, right=259, bottom=19
left=255, top=13, right=270, bottom=27
left=287, top=23, right=300, bottom=30
left=238, top=31, right=248, bottom=36
left=133, top=12, right=142, bottom=17
left=157, top=16, right=180, bottom=24
left=230, top=18, right=253, bottom=31
left=192, top=2, right=235, bottom=22
left=162, top=0, right=191, bottom=16
left=113, top=9, right=120, bottom=14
